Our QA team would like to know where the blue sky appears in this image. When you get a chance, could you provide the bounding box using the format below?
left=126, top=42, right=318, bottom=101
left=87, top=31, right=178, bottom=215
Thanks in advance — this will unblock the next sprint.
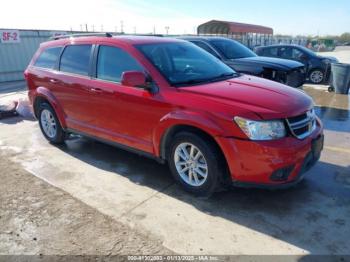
left=1, top=0, right=349, bottom=35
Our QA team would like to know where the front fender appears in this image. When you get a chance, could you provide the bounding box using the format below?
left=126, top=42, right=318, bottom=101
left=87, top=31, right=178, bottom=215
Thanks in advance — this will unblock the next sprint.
left=31, top=87, right=67, bottom=128
left=152, top=110, right=226, bottom=157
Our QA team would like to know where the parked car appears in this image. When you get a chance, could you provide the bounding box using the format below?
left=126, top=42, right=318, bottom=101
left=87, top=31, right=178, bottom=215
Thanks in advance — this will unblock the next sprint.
left=255, top=44, right=339, bottom=84
left=25, top=34, right=324, bottom=197
left=180, top=37, right=306, bottom=88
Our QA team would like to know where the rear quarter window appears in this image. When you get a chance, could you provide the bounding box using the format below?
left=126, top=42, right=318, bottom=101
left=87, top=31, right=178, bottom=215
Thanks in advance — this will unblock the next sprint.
left=34, top=47, right=62, bottom=69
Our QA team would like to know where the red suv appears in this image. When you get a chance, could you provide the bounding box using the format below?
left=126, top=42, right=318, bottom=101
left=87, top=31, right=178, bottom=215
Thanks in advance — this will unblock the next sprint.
left=25, top=34, right=324, bottom=196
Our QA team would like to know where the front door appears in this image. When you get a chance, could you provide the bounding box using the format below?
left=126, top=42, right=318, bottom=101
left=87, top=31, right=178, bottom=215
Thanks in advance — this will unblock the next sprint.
left=88, top=44, right=172, bottom=153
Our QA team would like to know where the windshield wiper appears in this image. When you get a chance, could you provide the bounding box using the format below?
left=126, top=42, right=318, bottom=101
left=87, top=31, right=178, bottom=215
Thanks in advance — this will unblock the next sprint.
left=174, top=72, right=239, bottom=87
left=173, top=78, right=214, bottom=87
left=208, top=72, right=239, bottom=82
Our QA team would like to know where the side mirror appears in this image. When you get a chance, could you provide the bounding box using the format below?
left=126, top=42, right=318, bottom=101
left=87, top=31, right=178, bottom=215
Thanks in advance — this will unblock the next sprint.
left=121, top=71, right=147, bottom=88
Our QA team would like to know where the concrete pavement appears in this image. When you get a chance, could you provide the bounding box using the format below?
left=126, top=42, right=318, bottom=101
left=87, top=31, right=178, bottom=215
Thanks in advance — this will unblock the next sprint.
left=0, top=85, right=349, bottom=256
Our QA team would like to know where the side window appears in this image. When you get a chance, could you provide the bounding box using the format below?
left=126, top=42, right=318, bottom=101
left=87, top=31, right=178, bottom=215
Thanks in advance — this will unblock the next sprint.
left=279, top=47, right=293, bottom=59
left=97, top=45, right=143, bottom=83
left=192, top=41, right=220, bottom=58
left=60, top=45, right=92, bottom=76
left=34, top=47, right=62, bottom=69
left=263, top=47, right=278, bottom=57
left=291, top=48, right=305, bottom=60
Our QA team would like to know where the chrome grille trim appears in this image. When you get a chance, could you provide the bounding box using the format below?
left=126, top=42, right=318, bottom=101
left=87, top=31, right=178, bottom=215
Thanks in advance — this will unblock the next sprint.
left=286, top=109, right=316, bottom=139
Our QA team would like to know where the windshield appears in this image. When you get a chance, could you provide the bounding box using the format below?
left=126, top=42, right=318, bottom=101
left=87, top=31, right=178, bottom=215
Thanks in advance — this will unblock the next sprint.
left=209, top=39, right=257, bottom=59
left=135, top=42, right=237, bottom=87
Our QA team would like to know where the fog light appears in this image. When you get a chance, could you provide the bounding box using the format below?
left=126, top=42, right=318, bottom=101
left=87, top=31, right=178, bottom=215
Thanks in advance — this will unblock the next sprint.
left=270, top=165, right=295, bottom=181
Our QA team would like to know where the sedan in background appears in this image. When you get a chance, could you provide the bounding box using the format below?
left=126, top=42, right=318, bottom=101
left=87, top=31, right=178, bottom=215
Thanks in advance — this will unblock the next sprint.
left=181, top=37, right=306, bottom=88
left=255, top=44, right=339, bottom=84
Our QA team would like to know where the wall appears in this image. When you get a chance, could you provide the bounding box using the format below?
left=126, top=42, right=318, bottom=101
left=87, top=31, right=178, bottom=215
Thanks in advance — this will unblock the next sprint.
left=0, top=29, right=67, bottom=83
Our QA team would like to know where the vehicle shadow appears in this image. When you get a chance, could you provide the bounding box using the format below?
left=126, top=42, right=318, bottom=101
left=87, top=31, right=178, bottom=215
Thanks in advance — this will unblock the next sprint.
left=56, top=136, right=350, bottom=254
left=0, top=114, right=36, bottom=125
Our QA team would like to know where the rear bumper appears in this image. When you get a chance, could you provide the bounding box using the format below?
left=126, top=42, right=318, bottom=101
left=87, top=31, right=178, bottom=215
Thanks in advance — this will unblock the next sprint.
left=216, top=122, right=323, bottom=188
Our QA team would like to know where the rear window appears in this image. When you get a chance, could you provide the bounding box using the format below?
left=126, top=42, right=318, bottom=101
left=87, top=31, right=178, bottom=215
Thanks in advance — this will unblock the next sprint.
left=60, top=45, right=92, bottom=76
left=34, top=47, right=62, bottom=69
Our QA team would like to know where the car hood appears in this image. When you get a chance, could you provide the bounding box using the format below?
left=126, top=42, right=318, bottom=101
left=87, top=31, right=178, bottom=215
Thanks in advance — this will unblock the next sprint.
left=317, top=55, right=339, bottom=62
left=180, top=74, right=313, bottom=119
left=230, top=56, right=304, bottom=70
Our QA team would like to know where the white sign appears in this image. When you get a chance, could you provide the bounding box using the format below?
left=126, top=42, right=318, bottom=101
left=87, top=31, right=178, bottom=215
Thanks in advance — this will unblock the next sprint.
left=0, top=30, right=20, bottom=43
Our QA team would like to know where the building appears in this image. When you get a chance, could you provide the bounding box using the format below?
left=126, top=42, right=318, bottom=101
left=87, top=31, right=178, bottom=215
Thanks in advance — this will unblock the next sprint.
left=197, top=20, right=273, bottom=48
left=197, top=20, right=307, bottom=48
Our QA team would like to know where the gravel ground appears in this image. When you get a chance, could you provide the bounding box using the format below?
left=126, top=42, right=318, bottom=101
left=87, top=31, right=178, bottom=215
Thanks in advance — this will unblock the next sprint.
left=0, top=152, right=170, bottom=257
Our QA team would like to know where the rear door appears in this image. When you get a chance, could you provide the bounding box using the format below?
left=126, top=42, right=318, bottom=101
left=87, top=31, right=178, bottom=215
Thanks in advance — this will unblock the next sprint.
left=53, top=44, right=94, bottom=130
left=29, top=46, right=63, bottom=101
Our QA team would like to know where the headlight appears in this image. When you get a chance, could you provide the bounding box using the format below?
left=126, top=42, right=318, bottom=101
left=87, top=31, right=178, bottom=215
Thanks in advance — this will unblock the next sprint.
left=234, top=117, right=286, bottom=140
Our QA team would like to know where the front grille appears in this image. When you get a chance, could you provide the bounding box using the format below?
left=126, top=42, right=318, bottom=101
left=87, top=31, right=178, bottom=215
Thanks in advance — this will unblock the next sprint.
left=286, top=109, right=316, bottom=139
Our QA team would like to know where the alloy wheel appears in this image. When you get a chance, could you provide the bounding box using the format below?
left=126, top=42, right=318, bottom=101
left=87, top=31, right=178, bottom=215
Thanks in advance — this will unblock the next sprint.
left=174, top=142, right=208, bottom=187
left=40, top=109, right=57, bottom=138
left=310, top=70, right=324, bottom=84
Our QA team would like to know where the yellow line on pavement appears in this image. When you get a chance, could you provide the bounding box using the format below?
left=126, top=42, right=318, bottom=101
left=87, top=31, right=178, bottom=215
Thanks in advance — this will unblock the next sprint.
left=325, top=146, right=350, bottom=154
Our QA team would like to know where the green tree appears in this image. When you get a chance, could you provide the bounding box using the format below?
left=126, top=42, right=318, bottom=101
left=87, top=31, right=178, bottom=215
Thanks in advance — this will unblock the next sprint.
left=339, top=32, right=350, bottom=43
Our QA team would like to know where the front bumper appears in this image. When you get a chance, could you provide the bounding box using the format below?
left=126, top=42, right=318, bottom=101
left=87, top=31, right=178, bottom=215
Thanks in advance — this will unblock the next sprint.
left=285, top=68, right=306, bottom=88
left=216, top=122, right=323, bottom=188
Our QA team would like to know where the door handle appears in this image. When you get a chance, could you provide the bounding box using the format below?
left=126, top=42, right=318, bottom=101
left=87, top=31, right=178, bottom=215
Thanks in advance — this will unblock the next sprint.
left=50, top=79, right=59, bottom=83
left=89, top=87, right=117, bottom=95
left=89, top=87, right=103, bottom=93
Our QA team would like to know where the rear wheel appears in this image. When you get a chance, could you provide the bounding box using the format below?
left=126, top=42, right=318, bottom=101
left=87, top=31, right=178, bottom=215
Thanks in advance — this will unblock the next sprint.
left=167, top=132, right=224, bottom=197
left=38, top=103, right=66, bottom=144
left=309, top=69, right=325, bottom=84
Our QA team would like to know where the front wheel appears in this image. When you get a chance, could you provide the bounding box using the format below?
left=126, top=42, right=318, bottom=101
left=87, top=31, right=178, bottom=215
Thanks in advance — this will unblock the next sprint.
left=309, top=69, right=325, bottom=84
left=167, top=132, right=225, bottom=197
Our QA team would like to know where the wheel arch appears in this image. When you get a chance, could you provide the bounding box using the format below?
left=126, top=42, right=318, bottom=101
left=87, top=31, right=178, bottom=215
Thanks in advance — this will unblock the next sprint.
left=158, top=123, right=231, bottom=186
left=33, top=87, right=67, bottom=128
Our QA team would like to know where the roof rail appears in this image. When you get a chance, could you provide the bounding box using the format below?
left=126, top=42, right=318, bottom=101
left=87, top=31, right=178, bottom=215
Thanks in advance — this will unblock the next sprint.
left=51, top=32, right=113, bottom=40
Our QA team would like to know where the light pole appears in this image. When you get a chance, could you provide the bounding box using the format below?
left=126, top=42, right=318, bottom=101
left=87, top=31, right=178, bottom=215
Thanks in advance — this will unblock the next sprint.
left=165, top=26, right=169, bottom=35
left=120, top=20, right=124, bottom=34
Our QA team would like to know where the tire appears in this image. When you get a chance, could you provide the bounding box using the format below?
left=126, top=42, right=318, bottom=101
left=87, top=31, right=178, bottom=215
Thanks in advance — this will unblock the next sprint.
left=167, top=132, right=225, bottom=197
left=38, top=102, right=66, bottom=144
left=309, top=69, right=325, bottom=84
